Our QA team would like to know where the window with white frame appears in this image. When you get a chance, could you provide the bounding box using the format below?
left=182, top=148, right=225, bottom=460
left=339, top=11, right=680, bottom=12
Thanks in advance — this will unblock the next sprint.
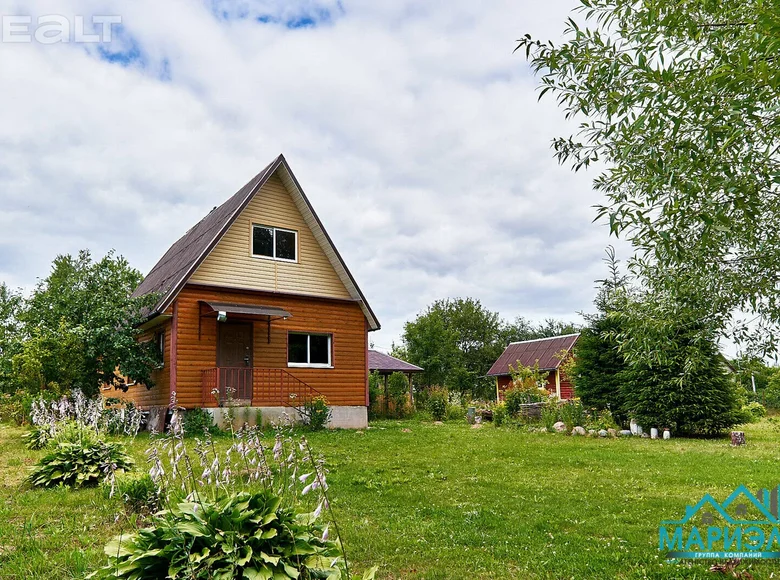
left=252, top=224, right=297, bottom=262
left=287, top=332, right=332, bottom=367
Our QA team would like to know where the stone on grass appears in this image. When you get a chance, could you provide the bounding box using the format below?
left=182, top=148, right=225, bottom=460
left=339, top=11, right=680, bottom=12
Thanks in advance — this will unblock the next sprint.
left=433, top=421, right=444, bottom=425
left=572, top=426, right=586, bottom=436
left=607, top=428, right=617, bottom=437
left=619, top=430, right=632, bottom=437
left=401, top=428, right=412, bottom=433
left=588, top=429, right=597, bottom=437
left=471, top=423, right=482, bottom=429
left=553, top=421, right=567, bottom=433
left=598, top=429, right=608, bottom=438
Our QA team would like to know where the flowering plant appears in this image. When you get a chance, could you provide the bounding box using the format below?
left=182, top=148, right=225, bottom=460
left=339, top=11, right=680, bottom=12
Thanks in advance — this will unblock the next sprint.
left=91, top=393, right=377, bottom=580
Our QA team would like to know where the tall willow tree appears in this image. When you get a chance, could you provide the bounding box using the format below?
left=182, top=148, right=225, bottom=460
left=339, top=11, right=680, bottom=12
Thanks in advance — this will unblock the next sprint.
left=519, top=1, right=780, bottom=356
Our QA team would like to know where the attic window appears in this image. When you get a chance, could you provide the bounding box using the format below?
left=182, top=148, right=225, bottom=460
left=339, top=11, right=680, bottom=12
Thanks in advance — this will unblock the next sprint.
left=252, top=225, right=297, bottom=262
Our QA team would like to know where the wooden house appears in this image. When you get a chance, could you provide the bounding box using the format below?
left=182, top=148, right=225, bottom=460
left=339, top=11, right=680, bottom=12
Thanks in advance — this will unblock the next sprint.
left=124, top=154, right=379, bottom=428
left=486, top=334, right=579, bottom=401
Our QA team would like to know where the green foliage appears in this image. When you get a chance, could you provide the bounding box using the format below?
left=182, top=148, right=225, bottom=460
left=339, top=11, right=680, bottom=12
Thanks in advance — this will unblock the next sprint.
left=305, top=396, right=331, bottom=431
left=617, top=296, right=743, bottom=436
left=426, top=388, right=448, bottom=421
left=558, top=400, right=585, bottom=432
left=764, top=372, right=780, bottom=409
left=105, top=473, right=160, bottom=515
left=0, top=283, right=22, bottom=393
left=0, top=389, right=51, bottom=425
left=6, top=250, right=159, bottom=398
left=29, top=438, right=134, bottom=488
left=445, top=404, right=465, bottom=422
left=90, top=490, right=344, bottom=580
left=520, top=1, right=780, bottom=355
left=493, top=402, right=507, bottom=427
left=540, top=402, right=558, bottom=432
left=736, top=402, right=767, bottom=425
left=22, top=424, right=55, bottom=450
left=504, top=361, right=550, bottom=415
left=585, top=409, right=618, bottom=432
left=399, top=297, right=577, bottom=400
left=181, top=407, right=217, bottom=436
left=573, top=248, right=630, bottom=422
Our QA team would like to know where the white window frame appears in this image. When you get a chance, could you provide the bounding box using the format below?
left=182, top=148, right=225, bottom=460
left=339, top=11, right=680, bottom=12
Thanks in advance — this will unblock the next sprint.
left=287, top=332, right=332, bottom=368
left=251, top=224, right=298, bottom=263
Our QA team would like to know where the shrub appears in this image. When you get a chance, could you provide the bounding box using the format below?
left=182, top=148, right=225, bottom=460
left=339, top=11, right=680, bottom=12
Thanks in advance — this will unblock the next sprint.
left=181, top=407, right=217, bottom=436
left=504, top=388, right=526, bottom=418
left=493, top=402, right=508, bottom=427
left=29, top=438, right=134, bottom=488
left=541, top=401, right=558, bottom=432
left=90, top=490, right=346, bottom=580
left=745, top=401, right=767, bottom=420
left=427, top=387, right=448, bottom=421
left=445, top=404, right=465, bottom=422
left=585, top=409, right=619, bottom=431
left=105, top=473, right=160, bottom=515
left=306, top=395, right=331, bottom=431
left=764, top=379, right=780, bottom=409
left=559, top=399, right=585, bottom=431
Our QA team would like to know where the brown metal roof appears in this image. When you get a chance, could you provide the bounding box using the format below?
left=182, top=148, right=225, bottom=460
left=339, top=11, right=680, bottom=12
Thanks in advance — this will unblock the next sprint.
left=368, top=350, right=424, bottom=374
left=132, top=154, right=379, bottom=330
left=486, top=334, right=579, bottom=376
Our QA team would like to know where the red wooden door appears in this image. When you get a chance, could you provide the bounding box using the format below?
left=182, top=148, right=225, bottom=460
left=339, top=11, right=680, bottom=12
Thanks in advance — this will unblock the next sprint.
left=217, top=322, right=253, bottom=401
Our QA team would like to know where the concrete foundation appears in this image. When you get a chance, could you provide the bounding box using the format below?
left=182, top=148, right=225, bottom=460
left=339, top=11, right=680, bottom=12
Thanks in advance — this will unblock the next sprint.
left=202, top=405, right=367, bottom=430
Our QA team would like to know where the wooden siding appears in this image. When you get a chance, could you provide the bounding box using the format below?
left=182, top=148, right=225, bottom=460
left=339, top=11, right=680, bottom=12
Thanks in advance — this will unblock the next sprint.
left=189, top=174, right=352, bottom=300
left=173, top=284, right=367, bottom=408
left=124, top=321, right=172, bottom=408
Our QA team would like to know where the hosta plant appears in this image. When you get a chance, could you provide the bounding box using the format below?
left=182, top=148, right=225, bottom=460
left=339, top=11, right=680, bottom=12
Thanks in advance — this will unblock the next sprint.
left=28, top=438, right=134, bottom=488
left=90, top=392, right=377, bottom=580
left=22, top=423, right=55, bottom=450
left=91, top=490, right=345, bottom=579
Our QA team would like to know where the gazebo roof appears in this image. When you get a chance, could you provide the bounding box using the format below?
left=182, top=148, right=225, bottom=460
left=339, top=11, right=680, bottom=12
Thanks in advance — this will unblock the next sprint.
left=368, top=350, right=424, bottom=374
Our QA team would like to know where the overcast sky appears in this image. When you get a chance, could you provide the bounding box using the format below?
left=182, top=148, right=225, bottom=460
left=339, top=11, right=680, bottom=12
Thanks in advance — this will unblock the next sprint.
left=0, top=0, right=632, bottom=351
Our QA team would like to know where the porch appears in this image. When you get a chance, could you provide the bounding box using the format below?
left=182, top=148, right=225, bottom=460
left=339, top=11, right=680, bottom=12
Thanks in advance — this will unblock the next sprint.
left=200, top=367, right=324, bottom=411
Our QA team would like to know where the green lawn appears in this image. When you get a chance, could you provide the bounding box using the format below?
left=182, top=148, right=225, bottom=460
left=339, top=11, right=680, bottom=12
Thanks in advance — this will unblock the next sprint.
left=2, top=419, right=780, bottom=579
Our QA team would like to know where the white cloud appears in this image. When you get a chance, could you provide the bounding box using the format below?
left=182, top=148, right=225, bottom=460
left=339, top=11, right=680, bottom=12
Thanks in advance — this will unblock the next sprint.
left=0, top=0, right=631, bottom=348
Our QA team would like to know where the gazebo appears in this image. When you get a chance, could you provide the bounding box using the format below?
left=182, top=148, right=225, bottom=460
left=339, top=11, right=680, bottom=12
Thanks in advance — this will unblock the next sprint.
left=368, top=349, right=424, bottom=408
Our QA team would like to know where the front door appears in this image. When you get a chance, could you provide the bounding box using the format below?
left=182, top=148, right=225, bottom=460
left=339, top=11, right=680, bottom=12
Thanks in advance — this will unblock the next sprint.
left=217, top=322, right=253, bottom=402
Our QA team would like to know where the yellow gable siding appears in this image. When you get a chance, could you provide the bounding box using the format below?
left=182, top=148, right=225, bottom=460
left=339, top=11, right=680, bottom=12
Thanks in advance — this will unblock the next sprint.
left=189, top=174, right=352, bottom=300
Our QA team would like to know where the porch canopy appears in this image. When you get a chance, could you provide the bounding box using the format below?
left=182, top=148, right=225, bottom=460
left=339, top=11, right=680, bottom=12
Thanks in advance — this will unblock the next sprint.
left=203, top=301, right=292, bottom=319
left=368, top=349, right=424, bottom=407
left=199, top=301, right=292, bottom=342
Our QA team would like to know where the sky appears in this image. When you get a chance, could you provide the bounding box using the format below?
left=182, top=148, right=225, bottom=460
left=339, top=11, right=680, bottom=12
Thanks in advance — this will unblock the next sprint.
left=0, top=0, right=632, bottom=352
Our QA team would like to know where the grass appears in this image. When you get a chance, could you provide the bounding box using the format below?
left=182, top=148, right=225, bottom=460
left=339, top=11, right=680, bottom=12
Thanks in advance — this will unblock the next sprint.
left=1, top=418, right=780, bottom=578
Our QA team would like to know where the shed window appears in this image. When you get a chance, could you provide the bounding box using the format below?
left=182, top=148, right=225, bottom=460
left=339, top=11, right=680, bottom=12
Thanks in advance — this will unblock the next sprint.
left=252, top=225, right=297, bottom=262
left=288, top=333, right=332, bottom=368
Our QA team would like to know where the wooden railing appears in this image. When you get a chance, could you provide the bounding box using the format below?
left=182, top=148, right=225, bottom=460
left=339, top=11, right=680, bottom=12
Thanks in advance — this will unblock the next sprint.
left=201, top=367, right=324, bottom=414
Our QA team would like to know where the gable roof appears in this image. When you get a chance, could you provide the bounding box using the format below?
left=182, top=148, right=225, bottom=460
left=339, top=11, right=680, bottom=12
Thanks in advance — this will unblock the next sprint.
left=486, top=333, right=580, bottom=376
left=133, top=154, right=380, bottom=330
left=368, top=350, right=424, bottom=374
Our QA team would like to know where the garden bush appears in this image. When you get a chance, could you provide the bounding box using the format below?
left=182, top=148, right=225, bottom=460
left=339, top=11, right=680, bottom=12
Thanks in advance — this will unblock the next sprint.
left=90, top=490, right=349, bottom=580
left=585, top=409, right=619, bottom=431
left=427, top=388, right=448, bottom=421
left=445, top=404, right=465, bottom=422
left=306, top=395, right=331, bottom=431
left=559, top=399, right=586, bottom=431
left=744, top=401, right=767, bottom=420
left=89, top=403, right=376, bottom=580
left=493, top=402, right=507, bottom=427
left=541, top=401, right=558, bottom=432
left=104, top=473, right=160, bottom=515
left=29, top=438, right=134, bottom=488
left=181, top=407, right=217, bottom=436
